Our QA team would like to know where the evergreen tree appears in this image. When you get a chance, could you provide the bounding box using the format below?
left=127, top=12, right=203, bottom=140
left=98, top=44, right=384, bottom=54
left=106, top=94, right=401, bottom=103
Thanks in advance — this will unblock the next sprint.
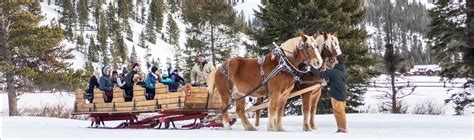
left=145, top=14, right=157, bottom=44
left=78, top=0, right=89, bottom=29
left=183, top=36, right=206, bottom=81
left=124, top=19, right=133, bottom=41
left=144, top=45, right=152, bottom=69
left=140, top=2, right=146, bottom=24
left=172, top=46, right=184, bottom=73
left=182, top=0, right=238, bottom=66
left=106, top=2, right=117, bottom=36
left=166, top=14, right=180, bottom=46
left=76, top=32, right=86, bottom=53
left=150, top=0, right=165, bottom=33
left=98, top=11, right=108, bottom=51
left=88, top=37, right=99, bottom=63
left=428, top=0, right=473, bottom=115
left=59, top=0, right=77, bottom=40
left=84, top=59, right=94, bottom=73
left=1, top=2, right=76, bottom=116
left=130, top=45, right=138, bottom=63
left=253, top=0, right=378, bottom=113
left=94, top=0, right=101, bottom=26
left=428, top=0, right=470, bottom=78
left=168, top=0, right=178, bottom=13
left=139, top=31, right=146, bottom=48
left=166, top=57, right=172, bottom=68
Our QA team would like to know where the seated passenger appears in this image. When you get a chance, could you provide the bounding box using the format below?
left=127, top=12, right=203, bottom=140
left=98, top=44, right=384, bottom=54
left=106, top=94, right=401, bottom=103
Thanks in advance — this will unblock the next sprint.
left=85, top=71, right=100, bottom=102
left=112, top=70, right=126, bottom=88
left=166, top=67, right=186, bottom=92
left=99, top=66, right=113, bottom=102
left=124, top=63, right=140, bottom=101
left=145, top=66, right=160, bottom=100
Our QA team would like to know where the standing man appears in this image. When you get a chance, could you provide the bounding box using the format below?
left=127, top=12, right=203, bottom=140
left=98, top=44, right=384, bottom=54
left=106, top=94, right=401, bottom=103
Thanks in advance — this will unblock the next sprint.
left=190, top=54, right=214, bottom=86
left=310, top=55, right=348, bottom=133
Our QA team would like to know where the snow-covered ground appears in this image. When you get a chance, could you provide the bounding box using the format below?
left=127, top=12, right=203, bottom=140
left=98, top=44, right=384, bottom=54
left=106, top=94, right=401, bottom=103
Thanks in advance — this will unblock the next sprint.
left=1, top=75, right=472, bottom=139
left=359, top=75, right=472, bottom=115
left=1, top=114, right=472, bottom=140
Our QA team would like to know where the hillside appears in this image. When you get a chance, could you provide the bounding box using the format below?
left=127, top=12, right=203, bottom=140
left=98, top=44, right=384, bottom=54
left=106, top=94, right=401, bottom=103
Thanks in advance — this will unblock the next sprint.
left=38, top=0, right=253, bottom=73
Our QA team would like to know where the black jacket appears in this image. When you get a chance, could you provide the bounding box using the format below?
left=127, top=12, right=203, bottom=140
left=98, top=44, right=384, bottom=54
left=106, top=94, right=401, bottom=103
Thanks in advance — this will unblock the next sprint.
left=169, top=73, right=185, bottom=85
left=87, top=76, right=100, bottom=93
left=310, top=63, right=348, bottom=101
left=125, top=70, right=137, bottom=88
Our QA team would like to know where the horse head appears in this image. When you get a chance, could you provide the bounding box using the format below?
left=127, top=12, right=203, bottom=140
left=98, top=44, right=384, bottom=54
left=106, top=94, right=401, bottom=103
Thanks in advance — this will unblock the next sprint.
left=312, top=32, right=342, bottom=68
left=280, top=32, right=321, bottom=70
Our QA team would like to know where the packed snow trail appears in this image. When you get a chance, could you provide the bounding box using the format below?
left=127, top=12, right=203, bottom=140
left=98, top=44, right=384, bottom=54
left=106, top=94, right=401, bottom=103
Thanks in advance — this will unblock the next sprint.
left=1, top=114, right=472, bottom=140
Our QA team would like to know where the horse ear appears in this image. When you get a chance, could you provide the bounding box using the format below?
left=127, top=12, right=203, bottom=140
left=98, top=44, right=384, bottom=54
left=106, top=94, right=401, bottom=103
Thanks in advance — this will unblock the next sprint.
left=323, top=32, right=328, bottom=40
left=333, top=32, right=338, bottom=37
left=300, top=32, right=307, bottom=42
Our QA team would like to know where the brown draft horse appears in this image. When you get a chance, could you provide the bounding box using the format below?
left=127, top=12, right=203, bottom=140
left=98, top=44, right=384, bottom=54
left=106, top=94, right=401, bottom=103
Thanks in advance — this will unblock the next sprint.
left=253, top=32, right=342, bottom=131
left=207, top=33, right=321, bottom=131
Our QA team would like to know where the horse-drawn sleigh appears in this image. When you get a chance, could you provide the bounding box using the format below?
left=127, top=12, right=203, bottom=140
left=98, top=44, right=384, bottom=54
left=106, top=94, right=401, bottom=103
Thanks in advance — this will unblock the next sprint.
left=72, top=83, right=233, bottom=129
left=72, top=32, right=341, bottom=131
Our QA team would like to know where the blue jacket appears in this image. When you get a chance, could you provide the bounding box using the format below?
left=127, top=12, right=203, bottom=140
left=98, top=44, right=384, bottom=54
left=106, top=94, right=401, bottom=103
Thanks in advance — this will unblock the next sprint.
left=99, top=67, right=113, bottom=91
left=99, top=76, right=113, bottom=91
left=145, top=73, right=157, bottom=89
left=161, top=77, right=173, bottom=85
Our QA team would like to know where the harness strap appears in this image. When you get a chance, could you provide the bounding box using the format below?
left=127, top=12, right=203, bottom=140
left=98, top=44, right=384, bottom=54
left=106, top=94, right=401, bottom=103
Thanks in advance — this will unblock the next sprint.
left=221, top=43, right=310, bottom=113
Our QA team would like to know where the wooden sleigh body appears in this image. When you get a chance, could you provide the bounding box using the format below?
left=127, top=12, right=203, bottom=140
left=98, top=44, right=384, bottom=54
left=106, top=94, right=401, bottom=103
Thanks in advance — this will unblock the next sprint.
left=71, top=83, right=232, bottom=129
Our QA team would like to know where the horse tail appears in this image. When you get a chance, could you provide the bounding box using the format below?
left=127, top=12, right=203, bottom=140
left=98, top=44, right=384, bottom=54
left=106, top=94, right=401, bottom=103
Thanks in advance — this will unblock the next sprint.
left=207, top=68, right=218, bottom=96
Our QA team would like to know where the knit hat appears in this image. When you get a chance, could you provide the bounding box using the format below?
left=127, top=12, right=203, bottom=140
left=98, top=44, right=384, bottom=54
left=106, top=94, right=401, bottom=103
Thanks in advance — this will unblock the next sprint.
left=132, top=63, right=139, bottom=70
left=151, top=66, right=158, bottom=73
left=167, top=67, right=177, bottom=75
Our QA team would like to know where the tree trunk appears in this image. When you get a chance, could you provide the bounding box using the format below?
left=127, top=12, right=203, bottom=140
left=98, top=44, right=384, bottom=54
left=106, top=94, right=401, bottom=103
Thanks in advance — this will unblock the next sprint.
left=210, top=23, right=216, bottom=66
left=390, top=73, right=398, bottom=113
left=466, top=0, right=474, bottom=78
left=7, top=74, right=18, bottom=116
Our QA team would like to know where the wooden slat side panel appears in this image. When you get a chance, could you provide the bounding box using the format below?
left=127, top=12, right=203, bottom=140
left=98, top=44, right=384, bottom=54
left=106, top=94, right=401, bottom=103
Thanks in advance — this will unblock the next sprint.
left=156, top=92, right=184, bottom=99
left=190, top=87, right=207, bottom=93
left=133, top=86, right=146, bottom=96
left=157, top=97, right=185, bottom=105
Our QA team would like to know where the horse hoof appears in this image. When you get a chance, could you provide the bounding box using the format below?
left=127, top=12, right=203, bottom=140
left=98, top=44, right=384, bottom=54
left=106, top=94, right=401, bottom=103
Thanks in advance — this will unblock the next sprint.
left=276, top=127, right=285, bottom=132
left=303, top=127, right=312, bottom=132
left=267, top=126, right=276, bottom=132
left=245, top=127, right=258, bottom=131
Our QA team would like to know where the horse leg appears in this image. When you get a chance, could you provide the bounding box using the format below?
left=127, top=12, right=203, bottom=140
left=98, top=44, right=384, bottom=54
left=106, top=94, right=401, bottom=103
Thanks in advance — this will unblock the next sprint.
left=254, top=98, right=263, bottom=127
left=275, top=85, right=294, bottom=132
left=266, top=94, right=279, bottom=131
left=219, top=89, right=232, bottom=130
left=276, top=94, right=288, bottom=132
left=236, top=99, right=257, bottom=131
left=310, top=89, right=322, bottom=130
left=301, top=92, right=312, bottom=131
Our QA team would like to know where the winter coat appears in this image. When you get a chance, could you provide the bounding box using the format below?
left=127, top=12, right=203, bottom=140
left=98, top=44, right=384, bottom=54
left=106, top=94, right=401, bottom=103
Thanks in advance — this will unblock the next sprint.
left=190, top=61, right=214, bottom=86
left=99, top=76, right=113, bottom=91
left=86, top=75, right=100, bottom=93
left=170, top=73, right=185, bottom=84
left=145, top=73, right=158, bottom=89
left=310, top=63, right=348, bottom=101
left=99, top=67, right=114, bottom=91
left=124, top=70, right=137, bottom=88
